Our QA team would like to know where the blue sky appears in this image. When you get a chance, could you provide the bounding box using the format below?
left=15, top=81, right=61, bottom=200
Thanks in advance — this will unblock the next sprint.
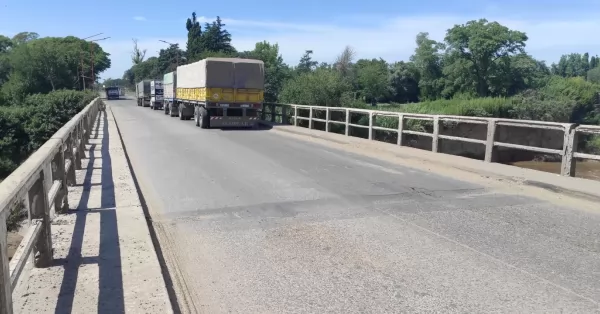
left=2, top=0, right=600, bottom=80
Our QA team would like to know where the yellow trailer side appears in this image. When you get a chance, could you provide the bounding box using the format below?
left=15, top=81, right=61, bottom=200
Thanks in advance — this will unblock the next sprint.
left=177, top=87, right=264, bottom=103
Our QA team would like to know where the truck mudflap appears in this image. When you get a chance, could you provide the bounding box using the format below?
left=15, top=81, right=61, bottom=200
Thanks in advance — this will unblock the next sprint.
left=209, top=116, right=260, bottom=127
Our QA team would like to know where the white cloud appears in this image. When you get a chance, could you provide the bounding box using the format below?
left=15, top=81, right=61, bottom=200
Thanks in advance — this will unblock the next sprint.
left=99, top=13, right=600, bottom=80
left=133, top=16, right=146, bottom=21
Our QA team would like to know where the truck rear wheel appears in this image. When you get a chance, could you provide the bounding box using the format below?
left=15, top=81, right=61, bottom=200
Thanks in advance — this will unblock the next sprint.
left=179, top=106, right=184, bottom=120
left=196, top=107, right=210, bottom=129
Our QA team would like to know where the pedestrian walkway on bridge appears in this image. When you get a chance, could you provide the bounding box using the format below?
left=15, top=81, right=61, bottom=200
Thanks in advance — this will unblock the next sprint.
left=11, top=108, right=171, bottom=313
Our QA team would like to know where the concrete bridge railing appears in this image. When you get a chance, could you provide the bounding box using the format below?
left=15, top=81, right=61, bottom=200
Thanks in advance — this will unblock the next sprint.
left=0, top=98, right=103, bottom=314
left=260, top=103, right=600, bottom=178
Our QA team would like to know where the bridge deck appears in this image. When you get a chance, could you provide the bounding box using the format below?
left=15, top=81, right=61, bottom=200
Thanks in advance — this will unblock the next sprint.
left=27, top=97, right=599, bottom=313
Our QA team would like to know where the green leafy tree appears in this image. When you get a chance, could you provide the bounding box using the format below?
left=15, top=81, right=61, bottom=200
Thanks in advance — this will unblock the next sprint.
left=389, top=61, right=420, bottom=103
left=0, top=35, right=13, bottom=87
left=279, top=67, right=352, bottom=107
left=244, top=41, right=291, bottom=102
left=296, top=50, right=318, bottom=74
left=201, top=16, right=235, bottom=54
left=354, top=58, right=390, bottom=105
left=2, top=36, right=110, bottom=100
left=157, top=43, right=186, bottom=74
left=443, top=19, right=528, bottom=97
left=410, top=32, right=445, bottom=100
left=11, top=32, right=39, bottom=46
left=587, top=67, right=600, bottom=84
left=186, top=12, right=203, bottom=61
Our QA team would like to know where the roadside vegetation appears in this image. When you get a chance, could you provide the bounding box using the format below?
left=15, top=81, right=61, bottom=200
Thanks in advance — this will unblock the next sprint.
left=0, top=32, right=111, bottom=231
left=0, top=32, right=110, bottom=179
left=113, top=14, right=600, bottom=154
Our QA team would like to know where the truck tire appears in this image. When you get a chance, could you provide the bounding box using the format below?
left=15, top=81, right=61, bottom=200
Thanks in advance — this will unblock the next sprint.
left=179, top=106, right=184, bottom=120
left=196, top=107, right=210, bottom=129
left=164, top=103, right=169, bottom=115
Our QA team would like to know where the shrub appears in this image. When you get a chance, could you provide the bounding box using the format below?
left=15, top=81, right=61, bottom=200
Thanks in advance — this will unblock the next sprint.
left=0, top=90, right=96, bottom=178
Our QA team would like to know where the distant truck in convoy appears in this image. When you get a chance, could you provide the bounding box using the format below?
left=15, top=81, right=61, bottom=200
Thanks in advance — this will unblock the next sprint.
left=175, top=57, right=265, bottom=128
left=105, top=86, right=120, bottom=100
left=163, top=71, right=182, bottom=117
left=136, top=80, right=151, bottom=107
left=150, top=80, right=164, bottom=110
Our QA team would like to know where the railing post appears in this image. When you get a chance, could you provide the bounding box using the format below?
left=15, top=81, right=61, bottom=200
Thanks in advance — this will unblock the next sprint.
left=561, top=124, right=578, bottom=177
left=397, top=114, right=404, bottom=146
left=345, top=109, right=350, bottom=136
left=270, top=103, right=276, bottom=123
left=309, top=107, right=313, bottom=130
left=431, top=116, right=440, bottom=152
left=281, top=106, right=288, bottom=124
left=0, top=210, right=13, bottom=314
left=261, top=104, right=266, bottom=121
left=294, top=106, right=298, bottom=126
left=484, top=119, right=498, bottom=162
left=65, top=133, right=76, bottom=185
left=74, top=124, right=84, bottom=170
left=53, top=148, right=68, bottom=214
left=30, top=172, right=53, bottom=268
left=78, top=121, right=86, bottom=161
left=325, top=108, right=330, bottom=133
left=368, top=112, right=374, bottom=140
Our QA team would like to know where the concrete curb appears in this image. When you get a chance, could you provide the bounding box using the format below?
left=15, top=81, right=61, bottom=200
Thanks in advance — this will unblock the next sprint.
left=261, top=121, right=600, bottom=203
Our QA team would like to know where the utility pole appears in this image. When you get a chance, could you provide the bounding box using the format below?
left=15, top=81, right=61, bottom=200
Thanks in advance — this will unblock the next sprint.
left=89, top=37, right=110, bottom=90
left=80, top=33, right=103, bottom=90
left=159, top=40, right=179, bottom=68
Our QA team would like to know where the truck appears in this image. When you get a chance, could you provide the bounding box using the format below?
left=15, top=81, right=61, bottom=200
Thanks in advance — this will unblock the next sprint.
left=163, top=71, right=182, bottom=117
left=105, top=86, right=120, bottom=100
left=136, top=80, right=151, bottom=107
left=150, top=80, right=164, bottom=110
left=175, top=57, right=265, bottom=128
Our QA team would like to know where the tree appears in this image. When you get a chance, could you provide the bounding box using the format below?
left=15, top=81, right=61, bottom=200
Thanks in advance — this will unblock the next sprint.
left=334, top=46, right=356, bottom=78
left=279, top=67, right=352, bottom=107
left=201, top=16, right=235, bottom=54
left=587, top=67, right=600, bottom=84
left=157, top=43, right=186, bottom=74
left=186, top=12, right=203, bottom=61
left=131, top=38, right=146, bottom=65
left=245, top=41, right=291, bottom=102
left=122, top=68, right=135, bottom=87
left=11, top=32, right=39, bottom=46
left=443, top=19, right=528, bottom=97
left=0, top=35, right=13, bottom=86
left=2, top=36, right=110, bottom=100
left=389, top=61, right=420, bottom=103
left=354, top=59, right=390, bottom=105
left=296, top=50, right=318, bottom=74
left=410, top=32, right=445, bottom=100
left=131, top=56, right=161, bottom=81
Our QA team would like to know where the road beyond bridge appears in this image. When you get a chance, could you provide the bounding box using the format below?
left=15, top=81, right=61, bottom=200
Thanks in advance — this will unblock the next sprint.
left=3, top=96, right=600, bottom=313
left=111, top=98, right=599, bottom=313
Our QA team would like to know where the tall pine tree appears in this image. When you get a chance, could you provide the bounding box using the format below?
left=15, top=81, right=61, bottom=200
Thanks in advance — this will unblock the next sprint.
left=186, top=12, right=203, bottom=61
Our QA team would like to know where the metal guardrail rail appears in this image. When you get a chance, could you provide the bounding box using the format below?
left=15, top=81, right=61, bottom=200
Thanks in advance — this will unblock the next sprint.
left=0, top=98, right=102, bottom=314
left=260, top=103, right=600, bottom=178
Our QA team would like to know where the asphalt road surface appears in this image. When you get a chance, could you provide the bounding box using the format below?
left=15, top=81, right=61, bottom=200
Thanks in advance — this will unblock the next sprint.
left=108, top=98, right=600, bottom=313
